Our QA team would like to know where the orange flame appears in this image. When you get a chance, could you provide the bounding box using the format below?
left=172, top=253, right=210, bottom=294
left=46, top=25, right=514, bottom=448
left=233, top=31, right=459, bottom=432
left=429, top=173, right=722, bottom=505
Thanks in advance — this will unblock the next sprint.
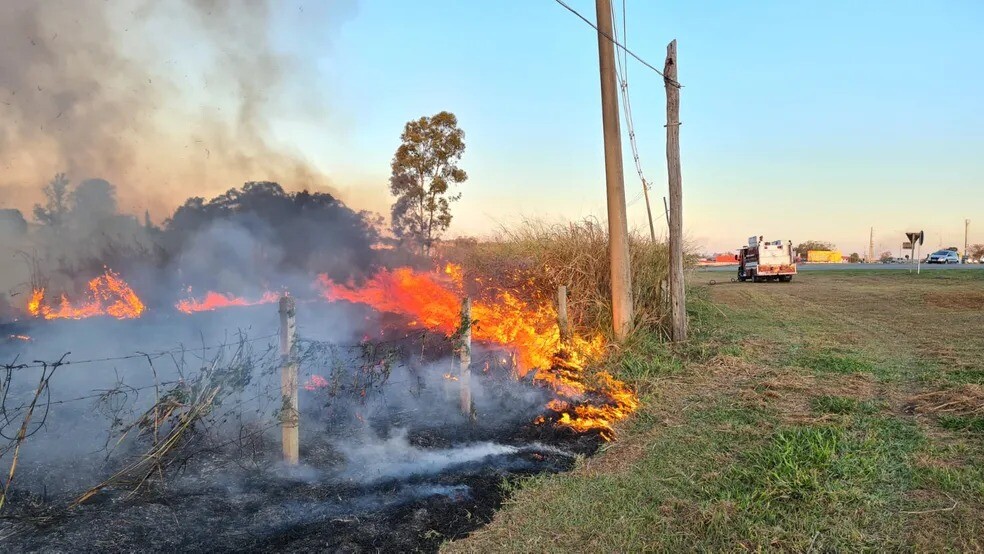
left=303, top=374, right=330, bottom=391
left=28, top=269, right=145, bottom=320
left=175, top=290, right=280, bottom=314
left=316, top=264, right=637, bottom=439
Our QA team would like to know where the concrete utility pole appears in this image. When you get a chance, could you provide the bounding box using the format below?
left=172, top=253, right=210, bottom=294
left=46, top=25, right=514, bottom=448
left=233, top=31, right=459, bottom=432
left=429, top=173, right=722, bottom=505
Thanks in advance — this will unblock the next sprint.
left=664, top=39, right=686, bottom=342
left=594, top=0, right=633, bottom=341
left=965, top=219, right=971, bottom=261
left=869, top=227, right=874, bottom=263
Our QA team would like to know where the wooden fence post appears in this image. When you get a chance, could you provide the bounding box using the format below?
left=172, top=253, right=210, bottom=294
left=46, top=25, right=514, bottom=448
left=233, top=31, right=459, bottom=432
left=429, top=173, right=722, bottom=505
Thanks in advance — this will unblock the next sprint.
left=557, top=285, right=571, bottom=343
left=458, top=297, right=473, bottom=419
left=279, top=296, right=299, bottom=465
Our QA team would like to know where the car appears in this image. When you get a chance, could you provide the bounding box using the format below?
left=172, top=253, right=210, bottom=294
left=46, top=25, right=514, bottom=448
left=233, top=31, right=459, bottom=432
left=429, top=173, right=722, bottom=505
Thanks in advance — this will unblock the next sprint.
left=926, top=250, right=961, bottom=264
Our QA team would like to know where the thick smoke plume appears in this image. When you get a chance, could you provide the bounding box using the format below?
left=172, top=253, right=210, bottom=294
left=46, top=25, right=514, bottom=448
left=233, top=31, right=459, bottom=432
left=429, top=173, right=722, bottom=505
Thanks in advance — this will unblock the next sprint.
left=0, top=0, right=361, bottom=219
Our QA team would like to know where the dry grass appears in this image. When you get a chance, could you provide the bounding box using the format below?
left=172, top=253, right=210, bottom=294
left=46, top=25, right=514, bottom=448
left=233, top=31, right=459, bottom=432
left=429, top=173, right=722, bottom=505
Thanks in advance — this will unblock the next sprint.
left=439, top=218, right=669, bottom=339
left=923, top=291, right=984, bottom=309
left=905, top=385, right=984, bottom=417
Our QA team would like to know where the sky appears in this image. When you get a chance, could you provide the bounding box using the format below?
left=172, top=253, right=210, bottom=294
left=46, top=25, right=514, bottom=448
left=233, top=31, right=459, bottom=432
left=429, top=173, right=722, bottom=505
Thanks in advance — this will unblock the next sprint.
left=3, top=0, right=983, bottom=255
left=265, top=0, right=983, bottom=255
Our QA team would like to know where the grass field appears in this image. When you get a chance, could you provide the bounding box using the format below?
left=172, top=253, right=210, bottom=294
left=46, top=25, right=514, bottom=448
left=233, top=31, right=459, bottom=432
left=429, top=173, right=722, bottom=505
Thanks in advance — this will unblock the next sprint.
left=445, top=269, right=984, bottom=552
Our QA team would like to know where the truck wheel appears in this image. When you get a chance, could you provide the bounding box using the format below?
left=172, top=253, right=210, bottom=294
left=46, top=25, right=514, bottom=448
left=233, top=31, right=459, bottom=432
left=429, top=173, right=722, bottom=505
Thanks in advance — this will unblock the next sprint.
left=780, top=275, right=793, bottom=283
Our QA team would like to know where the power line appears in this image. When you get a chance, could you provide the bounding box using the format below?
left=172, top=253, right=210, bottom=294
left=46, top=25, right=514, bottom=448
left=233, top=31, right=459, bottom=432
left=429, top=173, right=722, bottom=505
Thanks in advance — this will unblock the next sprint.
left=610, top=0, right=651, bottom=207
left=551, top=0, right=682, bottom=88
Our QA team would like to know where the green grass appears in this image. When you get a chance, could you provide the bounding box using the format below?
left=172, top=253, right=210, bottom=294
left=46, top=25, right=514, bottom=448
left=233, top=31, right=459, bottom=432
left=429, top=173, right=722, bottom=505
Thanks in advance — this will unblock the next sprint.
left=811, top=395, right=879, bottom=414
left=943, top=369, right=984, bottom=385
left=795, top=350, right=874, bottom=374
left=446, top=271, right=984, bottom=553
left=938, top=414, right=984, bottom=435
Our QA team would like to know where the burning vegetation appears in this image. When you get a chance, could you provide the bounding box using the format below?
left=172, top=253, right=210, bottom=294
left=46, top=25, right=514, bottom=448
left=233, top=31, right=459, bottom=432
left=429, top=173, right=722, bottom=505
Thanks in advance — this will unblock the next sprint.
left=175, top=289, right=281, bottom=314
left=0, top=179, right=654, bottom=550
left=0, top=96, right=661, bottom=548
left=318, top=263, right=638, bottom=439
left=27, top=268, right=146, bottom=320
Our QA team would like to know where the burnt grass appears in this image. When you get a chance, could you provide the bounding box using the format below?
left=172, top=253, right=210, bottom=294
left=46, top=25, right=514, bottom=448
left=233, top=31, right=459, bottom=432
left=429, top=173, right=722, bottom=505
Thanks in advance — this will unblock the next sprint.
left=1, top=423, right=601, bottom=553
left=1, top=317, right=606, bottom=553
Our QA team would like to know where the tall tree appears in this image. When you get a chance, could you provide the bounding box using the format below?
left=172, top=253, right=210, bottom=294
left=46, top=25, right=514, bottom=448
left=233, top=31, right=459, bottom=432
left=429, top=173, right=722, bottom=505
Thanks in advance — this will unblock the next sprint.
left=389, top=111, right=467, bottom=255
left=33, top=173, right=71, bottom=226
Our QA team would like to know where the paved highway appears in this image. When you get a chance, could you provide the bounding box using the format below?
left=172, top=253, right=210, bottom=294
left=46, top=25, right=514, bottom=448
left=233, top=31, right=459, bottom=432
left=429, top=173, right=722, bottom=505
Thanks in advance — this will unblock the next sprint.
left=700, top=263, right=984, bottom=272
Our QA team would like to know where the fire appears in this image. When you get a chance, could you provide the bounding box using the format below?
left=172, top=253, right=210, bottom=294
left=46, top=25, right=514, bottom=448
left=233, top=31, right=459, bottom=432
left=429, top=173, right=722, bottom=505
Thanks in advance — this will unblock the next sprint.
left=304, top=374, right=330, bottom=391
left=317, top=264, right=638, bottom=439
left=27, top=269, right=145, bottom=320
left=175, top=290, right=280, bottom=314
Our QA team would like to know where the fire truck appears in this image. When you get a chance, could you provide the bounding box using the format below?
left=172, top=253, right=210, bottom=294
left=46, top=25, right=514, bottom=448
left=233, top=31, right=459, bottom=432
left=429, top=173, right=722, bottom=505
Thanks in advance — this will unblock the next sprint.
left=737, top=236, right=797, bottom=282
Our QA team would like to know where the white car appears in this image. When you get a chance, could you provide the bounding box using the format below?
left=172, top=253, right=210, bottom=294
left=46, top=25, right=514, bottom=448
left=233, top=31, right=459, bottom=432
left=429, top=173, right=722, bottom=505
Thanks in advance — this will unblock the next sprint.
left=927, top=250, right=961, bottom=264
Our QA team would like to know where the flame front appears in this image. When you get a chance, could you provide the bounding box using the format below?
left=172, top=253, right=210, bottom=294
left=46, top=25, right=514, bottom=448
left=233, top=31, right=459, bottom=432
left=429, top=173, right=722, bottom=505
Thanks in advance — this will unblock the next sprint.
left=176, top=290, right=280, bottom=314
left=28, top=269, right=145, bottom=320
left=317, top=264, right=638, bottom=439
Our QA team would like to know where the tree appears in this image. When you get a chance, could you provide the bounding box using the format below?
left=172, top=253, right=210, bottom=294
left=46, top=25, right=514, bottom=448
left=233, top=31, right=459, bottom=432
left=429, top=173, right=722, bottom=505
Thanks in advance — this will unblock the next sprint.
left=848, top=252, right=861, bottom=263
left=794, top=240, right=835, bottom=258
left=33, top=173, right=71, bottom=226
left=165, top=181, right=381, bottom=286
left=879, top=250, right=893, bottom=262
left=71, top=178, right=118, bottom=221
left=969, top=244, right=984, bottom=261
left=389, top=111, right=467, bottom=255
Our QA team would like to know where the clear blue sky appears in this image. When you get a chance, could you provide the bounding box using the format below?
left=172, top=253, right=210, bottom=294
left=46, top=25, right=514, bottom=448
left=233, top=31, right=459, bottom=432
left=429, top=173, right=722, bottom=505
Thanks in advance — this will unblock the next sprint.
left=259, top=1, right=983, bottom=254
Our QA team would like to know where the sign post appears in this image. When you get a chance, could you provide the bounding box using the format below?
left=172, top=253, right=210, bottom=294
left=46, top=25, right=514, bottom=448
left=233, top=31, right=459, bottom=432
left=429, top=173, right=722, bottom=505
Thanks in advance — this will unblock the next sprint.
left=905, top=231, right=925, bottom=275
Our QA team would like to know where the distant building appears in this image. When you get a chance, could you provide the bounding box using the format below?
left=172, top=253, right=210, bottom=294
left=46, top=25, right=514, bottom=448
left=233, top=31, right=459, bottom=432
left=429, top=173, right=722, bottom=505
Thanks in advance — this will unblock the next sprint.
left=806, top=250, right=843, bottom=263
left=697, top=253, right=738, bottom=266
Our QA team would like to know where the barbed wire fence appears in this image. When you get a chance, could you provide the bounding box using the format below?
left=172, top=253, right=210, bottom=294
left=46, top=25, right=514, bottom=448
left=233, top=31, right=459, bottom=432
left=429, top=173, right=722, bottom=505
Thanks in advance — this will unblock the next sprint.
left=0, top=299, right=475, bottom=513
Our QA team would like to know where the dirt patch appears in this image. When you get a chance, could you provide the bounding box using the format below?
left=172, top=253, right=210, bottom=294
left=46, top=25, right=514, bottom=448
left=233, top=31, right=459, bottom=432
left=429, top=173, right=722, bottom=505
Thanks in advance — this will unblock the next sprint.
left=923, top=292, right=984, bottom=310
left=904, top=385, right=984, bottom=417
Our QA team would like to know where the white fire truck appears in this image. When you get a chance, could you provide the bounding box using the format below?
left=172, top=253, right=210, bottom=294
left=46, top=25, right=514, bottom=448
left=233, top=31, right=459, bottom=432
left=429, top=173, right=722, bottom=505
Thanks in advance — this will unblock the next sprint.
left=737, top=236, right=797, bottom=282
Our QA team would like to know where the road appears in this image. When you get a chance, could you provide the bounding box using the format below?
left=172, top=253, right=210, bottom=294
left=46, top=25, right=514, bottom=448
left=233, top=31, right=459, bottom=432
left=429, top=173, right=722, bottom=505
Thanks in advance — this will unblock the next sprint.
left=699, top=263, right=984, bottom=272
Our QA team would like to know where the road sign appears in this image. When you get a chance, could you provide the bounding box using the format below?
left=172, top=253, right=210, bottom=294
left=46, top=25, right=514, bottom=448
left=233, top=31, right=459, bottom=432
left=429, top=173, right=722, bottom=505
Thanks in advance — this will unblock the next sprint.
left=903, top=242, right=913, bottom=250
left=905, top=231, right=924, bottom=245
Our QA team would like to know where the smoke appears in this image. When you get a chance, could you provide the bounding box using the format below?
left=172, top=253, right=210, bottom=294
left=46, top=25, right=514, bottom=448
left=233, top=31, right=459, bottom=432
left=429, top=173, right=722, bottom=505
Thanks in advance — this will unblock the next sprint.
left=335, top=429, right=520, bottom=483
left=333, top=429, right=576, bottom=484
left=0, top=0, right=363, bottom=220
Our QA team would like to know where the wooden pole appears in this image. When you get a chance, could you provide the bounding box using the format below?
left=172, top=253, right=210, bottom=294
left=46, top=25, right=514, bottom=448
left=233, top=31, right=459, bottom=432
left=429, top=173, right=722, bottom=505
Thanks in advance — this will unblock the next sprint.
left=279, top=296, right=299, bottom=465
left=458, top=297, right=473, bottom=419
left=664, top=39, right=687, bottom=342
left=595, top=0, right=633, bottom=341
left=642, top=180, right=656, bottom=242
left=557, top=285, right=571, bottom=343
